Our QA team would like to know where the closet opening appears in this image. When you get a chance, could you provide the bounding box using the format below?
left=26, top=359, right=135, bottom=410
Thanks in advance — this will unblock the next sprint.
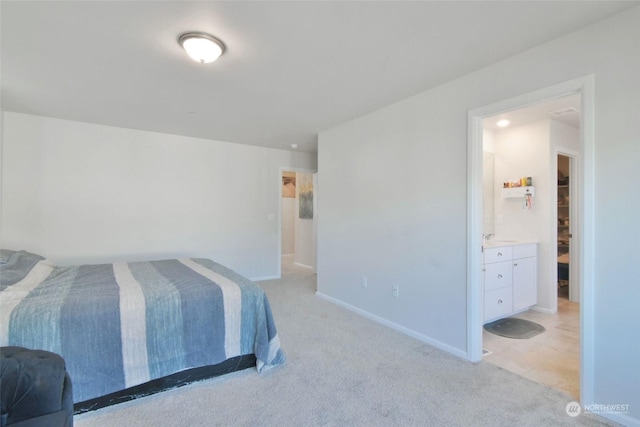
left=556, top=153, right=579, bottom=303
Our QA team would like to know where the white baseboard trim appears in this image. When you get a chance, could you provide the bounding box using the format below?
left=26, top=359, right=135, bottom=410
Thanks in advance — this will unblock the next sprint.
left=531, top=306, right=557, bottom=315
left=597, top=412, right=639, bottom=427
left=293, top=262, right=314, bottom=269
left=315, top=291, right=468, bottom=360
left=252, top=275, right=279, bottom=281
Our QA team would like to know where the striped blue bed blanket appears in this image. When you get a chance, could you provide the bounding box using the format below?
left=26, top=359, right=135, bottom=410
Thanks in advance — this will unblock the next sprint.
left=0, top=250, right=285, bottom=402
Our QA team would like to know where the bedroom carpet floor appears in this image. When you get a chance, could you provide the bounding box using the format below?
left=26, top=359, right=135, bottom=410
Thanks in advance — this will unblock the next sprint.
left=74, top=257, right=613, bottom=427
left=482, top=297, right=580, bottom=399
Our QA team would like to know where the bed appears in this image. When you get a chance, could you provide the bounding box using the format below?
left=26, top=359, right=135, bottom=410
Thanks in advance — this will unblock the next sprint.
left=0, top=249, right=285, bottom=412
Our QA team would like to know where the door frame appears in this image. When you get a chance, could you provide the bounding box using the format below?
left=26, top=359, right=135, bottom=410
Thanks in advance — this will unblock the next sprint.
left=466, top=75, right=595, bottom=404
left=277, top=167, right=317, bottom=279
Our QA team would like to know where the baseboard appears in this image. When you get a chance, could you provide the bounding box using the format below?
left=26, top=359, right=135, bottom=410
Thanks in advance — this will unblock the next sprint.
left=293, top=262, right=314, bottom=269
left=251, top=275, right=280, bottom=281
left=531, top=306, right=557, bottom=315
left=315, top=292, right=468, bottom=360
left=597, top=411, right=639, bottom=426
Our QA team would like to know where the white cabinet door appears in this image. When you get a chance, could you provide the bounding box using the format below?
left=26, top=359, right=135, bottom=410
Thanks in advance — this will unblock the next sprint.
left=513, top=256, right=537, bottom=311
left=484, top=287, right=513, bottom=322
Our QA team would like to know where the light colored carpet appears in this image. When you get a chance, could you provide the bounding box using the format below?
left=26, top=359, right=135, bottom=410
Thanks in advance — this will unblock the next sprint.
left=75, top=257, right=613, bottom=426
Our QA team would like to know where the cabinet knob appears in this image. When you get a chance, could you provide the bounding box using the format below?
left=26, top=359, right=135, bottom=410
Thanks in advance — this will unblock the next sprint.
left=498, top=299, right=503, bottom=304
left=497, top=252, right=503, bottom=257
left=514, top=263, right=518, bottom=267
left=498, top=274, right=503, bottom=279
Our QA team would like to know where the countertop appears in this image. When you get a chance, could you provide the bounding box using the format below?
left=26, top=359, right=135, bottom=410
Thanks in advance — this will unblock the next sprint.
left=483, top=240, right=537, bottom=248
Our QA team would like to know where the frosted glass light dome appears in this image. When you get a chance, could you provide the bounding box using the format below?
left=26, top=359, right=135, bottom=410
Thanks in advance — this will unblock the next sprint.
left=178, top=32, right=225, bottom=63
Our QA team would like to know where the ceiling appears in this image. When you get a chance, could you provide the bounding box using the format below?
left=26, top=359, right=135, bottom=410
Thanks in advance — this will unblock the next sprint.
left=2, top=1, right=637, bottom=154
left=483, top=93, right=581, bottom=131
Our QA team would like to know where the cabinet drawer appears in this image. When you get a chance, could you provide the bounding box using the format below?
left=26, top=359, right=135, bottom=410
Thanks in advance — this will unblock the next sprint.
left=484, top=261, right=512, bottom=291
left=484, top=287, right=513, bottom=322
left=513, top=243, right=536, bottom=259
left=484, top=246, right=513, bottom=264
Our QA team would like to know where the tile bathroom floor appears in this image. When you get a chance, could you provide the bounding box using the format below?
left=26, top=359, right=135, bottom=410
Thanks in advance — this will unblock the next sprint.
left=482, top=297, right=580, bottom=399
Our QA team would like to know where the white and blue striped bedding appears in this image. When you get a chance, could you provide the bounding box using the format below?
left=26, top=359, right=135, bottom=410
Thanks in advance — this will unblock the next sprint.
left=0, top=250, right=285, bottom=402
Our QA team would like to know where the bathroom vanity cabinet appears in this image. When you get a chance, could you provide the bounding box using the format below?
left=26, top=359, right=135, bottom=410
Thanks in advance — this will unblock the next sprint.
left=483, top=243, right=537, bottom=323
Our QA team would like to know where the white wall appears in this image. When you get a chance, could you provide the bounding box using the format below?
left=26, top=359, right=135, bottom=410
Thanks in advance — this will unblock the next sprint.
left=482, top=128, right=495, bottom=153
left=552, top=120, right=580, bottom=154
left=318, top=91, right=469, bottom=355
left=482, top=129, right=495, bottom=236
left=1, top=112, right=316, bottom=280
left=494, top=120, right=554, bottom=310
left=318, top=7, right=639, bottom=423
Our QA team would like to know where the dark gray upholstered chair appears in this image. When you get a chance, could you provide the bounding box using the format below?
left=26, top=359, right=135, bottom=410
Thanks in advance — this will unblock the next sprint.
left=1, top=347, right=73, bottom=427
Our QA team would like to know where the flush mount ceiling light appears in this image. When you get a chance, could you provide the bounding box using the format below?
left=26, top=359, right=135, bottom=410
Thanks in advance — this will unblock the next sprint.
left=178, top=32, right=225, bottom=63
left=496, top=119, right=510, bottom=128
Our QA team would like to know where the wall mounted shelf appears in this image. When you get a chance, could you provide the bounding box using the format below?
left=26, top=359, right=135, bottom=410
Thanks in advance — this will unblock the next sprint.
left=502, top=186, right=535, bottom=198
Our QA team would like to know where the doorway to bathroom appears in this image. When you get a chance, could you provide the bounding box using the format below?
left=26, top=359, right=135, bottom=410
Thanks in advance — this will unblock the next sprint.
left=467, top=77, right=594, bottom=402
left=479, top=97, right=582, bottom=398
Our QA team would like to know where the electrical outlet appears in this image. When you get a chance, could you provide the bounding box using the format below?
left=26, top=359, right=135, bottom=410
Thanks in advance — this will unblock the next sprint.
left=361, top=276, right=368, bottom=288
left=392, top=285, right=399, bottom=298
